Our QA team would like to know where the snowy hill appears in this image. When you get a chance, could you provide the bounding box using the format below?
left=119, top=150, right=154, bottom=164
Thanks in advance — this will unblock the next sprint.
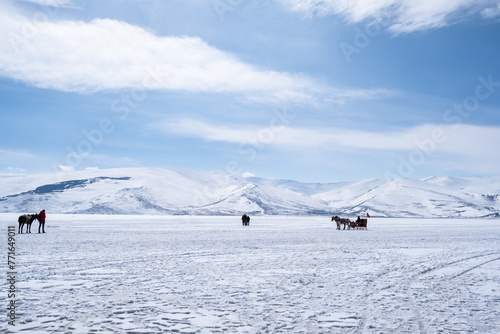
left=0, top=168, right=499, bottom=217
left=0, top=168, right=329, bottom=216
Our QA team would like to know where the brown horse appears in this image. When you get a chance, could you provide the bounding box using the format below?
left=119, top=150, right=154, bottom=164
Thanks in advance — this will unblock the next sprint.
left=18, top=214, right=39, bottom=233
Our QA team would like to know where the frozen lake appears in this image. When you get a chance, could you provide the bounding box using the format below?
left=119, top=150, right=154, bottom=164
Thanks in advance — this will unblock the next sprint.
left=2, top=214, right=500, bottom=333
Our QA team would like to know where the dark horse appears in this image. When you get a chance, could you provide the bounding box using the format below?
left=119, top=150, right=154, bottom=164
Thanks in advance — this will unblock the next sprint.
left=18, top=214, right=40, bottom=233
left=241, top=214, right=250, bottom=226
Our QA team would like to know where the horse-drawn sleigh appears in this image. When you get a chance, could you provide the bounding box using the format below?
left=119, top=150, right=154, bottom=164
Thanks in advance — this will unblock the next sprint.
left=331, top=216, right=368, bottom=230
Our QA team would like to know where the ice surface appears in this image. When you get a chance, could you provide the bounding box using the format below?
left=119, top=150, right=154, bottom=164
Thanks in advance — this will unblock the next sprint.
left=1, top=214, right=499, bottom=333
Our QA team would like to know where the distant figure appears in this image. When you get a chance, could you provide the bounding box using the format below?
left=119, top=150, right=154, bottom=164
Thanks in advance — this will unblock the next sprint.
left=241, top=214, right=250, bottom=226
left=38, top=209, right=46, bottom=233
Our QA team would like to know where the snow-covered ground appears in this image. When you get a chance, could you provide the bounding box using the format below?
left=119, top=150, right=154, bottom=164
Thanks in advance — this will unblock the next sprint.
left=1, top=214, right=499, bottom=333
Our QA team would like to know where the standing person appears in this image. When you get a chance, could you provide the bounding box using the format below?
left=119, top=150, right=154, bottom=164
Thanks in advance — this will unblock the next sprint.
left=38, top=209, right=46, bottom=233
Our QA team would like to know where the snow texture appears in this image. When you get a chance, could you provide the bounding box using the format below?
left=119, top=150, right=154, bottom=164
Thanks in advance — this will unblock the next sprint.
left=1, top=214, right=499, bottom=333
left=1, top=167, right=500, bottom=217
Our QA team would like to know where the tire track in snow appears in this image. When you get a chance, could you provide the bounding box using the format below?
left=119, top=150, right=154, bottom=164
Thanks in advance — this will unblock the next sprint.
left=408, top=252, right=500, bottom=333
left=356, top=251, right=500, bottom=334
left=450, top=256, right=500, bottom=278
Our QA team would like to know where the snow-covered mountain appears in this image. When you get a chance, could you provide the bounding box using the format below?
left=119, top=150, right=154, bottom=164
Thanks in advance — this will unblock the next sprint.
left=1, top=167, right=499, bottom=217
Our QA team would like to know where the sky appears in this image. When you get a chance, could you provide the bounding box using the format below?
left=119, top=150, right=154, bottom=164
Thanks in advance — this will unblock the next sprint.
left=1, top=0, right=500, bottom=183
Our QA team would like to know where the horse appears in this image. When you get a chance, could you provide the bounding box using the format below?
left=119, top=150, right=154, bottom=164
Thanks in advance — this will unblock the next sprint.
left=332, top=216, right=340, bottom=229
left=332, top=216, right=350, bottom=230
left=18, top=214, right=39, bottom=233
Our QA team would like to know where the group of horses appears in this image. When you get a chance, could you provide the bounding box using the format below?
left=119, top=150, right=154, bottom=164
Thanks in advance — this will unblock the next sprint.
left=331, top=216, right=368, bottom=230
left=18, top=214, right=41, bottom=233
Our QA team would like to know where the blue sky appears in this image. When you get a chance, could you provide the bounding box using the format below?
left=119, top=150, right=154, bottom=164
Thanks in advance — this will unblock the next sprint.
left=1, top=0, right=500, bottom=182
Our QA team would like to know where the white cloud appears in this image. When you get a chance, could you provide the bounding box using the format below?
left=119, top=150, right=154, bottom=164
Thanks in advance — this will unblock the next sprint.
left=0, top=148, right=39, bottom=159
left=162, top=119, right=500, bottom=161
left=279, top=0, right=500, bottom=33
left=7, top=166, right=27, bottom=173
left=58, top=165, right=75, bottom=172
left=481, top=2, right=500, bottom=18
left=0, top=3, right=388, bottom=106
left=163, top=119, right=254, bottom=144
left=20, top=0, right=74, bottom=7
left=76, top=153, right=141, bottom=167
left=0, top=149, right=49, bottom=174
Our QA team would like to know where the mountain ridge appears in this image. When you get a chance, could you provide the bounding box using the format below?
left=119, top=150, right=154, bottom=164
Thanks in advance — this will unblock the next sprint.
left=1, top=167, right=499, bottom=218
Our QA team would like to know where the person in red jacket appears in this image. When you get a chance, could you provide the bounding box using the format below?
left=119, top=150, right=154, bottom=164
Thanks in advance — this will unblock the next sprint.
left=38, top=209, right=46, bottom=233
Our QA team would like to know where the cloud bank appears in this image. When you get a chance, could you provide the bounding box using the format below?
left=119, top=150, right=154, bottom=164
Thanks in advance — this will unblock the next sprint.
left=162, top=119, right=500, bottom=160
left=0, top=3, right=388, bottom=106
